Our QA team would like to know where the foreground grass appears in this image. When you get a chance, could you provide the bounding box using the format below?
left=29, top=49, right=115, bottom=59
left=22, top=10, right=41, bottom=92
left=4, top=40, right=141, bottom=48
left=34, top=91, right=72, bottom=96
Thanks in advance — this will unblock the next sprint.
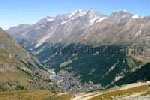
left=45, top=93, right=72, bottom=100
left=0, top=90, right=71, bottom=100
left=90, top=84, right=150, bottom=100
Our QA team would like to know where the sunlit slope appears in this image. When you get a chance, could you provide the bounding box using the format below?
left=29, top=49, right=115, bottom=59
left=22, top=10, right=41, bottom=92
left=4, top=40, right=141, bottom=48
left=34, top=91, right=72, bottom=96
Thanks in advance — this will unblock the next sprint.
left=0, top=28, right=56, bottom=91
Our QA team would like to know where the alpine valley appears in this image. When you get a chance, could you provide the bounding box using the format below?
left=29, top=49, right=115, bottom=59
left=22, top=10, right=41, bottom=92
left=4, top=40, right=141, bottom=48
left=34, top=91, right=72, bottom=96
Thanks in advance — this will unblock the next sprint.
left=1, top=9, right=150, bottom=99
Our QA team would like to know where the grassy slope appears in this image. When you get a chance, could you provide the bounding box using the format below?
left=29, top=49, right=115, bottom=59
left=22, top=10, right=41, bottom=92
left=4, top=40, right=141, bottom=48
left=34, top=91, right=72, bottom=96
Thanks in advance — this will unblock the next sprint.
left=0, top=28, right=56, bottom=91
left=0, top=90, right=71, bottom=100
left=90, top=84, right=150, bottom=100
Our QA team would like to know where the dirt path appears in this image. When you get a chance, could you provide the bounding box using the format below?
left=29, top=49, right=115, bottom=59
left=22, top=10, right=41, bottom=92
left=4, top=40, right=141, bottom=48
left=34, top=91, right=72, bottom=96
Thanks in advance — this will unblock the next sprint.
left=72, top=92, right=102, bottom=100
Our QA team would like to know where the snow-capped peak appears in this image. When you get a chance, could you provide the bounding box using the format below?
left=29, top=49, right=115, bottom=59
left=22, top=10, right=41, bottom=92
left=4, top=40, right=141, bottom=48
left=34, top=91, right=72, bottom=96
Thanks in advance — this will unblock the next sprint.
left=86, top=9, right=106, bottom=25
left=68, top=9, right=87, bottom=18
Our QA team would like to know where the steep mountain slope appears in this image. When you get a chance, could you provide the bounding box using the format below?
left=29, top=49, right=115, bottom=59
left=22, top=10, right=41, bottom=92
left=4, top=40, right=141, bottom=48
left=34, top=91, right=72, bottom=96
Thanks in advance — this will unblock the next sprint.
left=0, top=28, right=58, bottom=92
left=7, top=9, right=106, bottom=49
left=113, top=63, right=150, bottom=86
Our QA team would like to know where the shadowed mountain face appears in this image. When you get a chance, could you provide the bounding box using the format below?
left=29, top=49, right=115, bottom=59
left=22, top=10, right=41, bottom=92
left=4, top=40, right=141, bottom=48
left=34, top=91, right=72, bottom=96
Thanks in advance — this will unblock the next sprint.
left=0, top=28, right=59, bottom=92
left=7, top=9, right=150, bottom=88
left=113, top=63, right=150, bottom=86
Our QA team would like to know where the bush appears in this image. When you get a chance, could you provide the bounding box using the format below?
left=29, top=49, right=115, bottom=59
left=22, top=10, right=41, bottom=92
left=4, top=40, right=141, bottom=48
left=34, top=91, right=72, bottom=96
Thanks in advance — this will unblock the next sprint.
left=0, top=85, right=6, bottom=92
left=15, top=85, right=25, bottom=90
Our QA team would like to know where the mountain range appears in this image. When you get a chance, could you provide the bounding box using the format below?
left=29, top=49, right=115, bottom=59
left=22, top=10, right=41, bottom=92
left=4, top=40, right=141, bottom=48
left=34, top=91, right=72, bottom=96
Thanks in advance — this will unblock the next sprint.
left=6, top=9, right=150, bottom=90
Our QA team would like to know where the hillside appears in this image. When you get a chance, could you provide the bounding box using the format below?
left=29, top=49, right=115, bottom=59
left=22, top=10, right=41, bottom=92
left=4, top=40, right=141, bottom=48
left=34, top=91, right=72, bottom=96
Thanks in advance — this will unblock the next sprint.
left=0, top=28, right=58, bottom=92
left=0, top=90, right=71, bottom=100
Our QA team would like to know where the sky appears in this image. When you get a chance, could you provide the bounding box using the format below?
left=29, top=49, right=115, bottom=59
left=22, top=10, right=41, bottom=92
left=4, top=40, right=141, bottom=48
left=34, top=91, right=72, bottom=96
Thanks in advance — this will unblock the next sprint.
left=0, top=0, right=150, bottom=30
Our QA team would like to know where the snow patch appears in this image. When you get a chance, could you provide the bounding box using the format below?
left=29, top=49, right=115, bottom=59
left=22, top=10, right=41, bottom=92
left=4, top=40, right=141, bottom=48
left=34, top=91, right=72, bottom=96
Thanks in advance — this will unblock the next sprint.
left=35, top=36, right=48, bottom=48
left=47, top=18, right=55, bottom=21
left=35, top=32, right=54, bottom=48
left=122, top=15, right=127, bottom=18
left=89, top=16, right=100, bottom=25
left=68, top=9, right=87, bottom=18
left=96, top=17, right=106, bottom=23
left=61, top=20, right=68, bottom=25
left=90, top=17, right=106, bottom=25
left=132, top=15, right=139, bottom=19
